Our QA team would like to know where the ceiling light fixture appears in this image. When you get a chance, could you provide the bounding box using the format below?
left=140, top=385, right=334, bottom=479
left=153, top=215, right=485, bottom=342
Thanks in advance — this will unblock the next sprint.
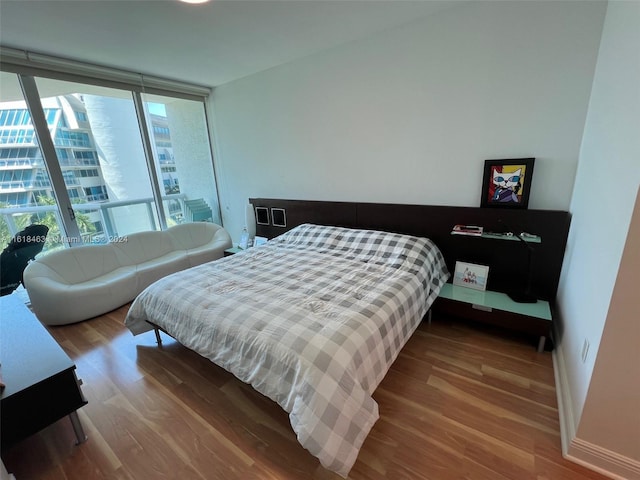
left=179, top=0, right=211, bottom=4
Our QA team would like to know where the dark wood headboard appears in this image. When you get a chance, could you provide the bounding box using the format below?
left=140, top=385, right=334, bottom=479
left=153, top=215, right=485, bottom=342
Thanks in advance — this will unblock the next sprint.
left=249, top=198, right=571, bottom=302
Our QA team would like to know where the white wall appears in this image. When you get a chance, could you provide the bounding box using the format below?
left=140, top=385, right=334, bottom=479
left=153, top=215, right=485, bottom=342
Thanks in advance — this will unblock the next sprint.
left=574, top=188, right=640, bottom=475
left=210, top=1, right=606, bottom=242
left=555, top=1, right=640, bottom=476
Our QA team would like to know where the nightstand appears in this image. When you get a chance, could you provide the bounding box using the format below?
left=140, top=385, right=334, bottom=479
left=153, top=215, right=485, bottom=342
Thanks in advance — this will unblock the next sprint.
left=432, top=283, right=552, bottom=351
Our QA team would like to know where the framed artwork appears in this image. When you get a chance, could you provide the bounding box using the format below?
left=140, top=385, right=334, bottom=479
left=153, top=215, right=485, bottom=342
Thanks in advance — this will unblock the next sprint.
left=453, top=261, right=489, bottom=291
left=480, top=158, right=535, bottom=209
left=255, top=206, right=270, bottom=225
left=271, top=208, right=287, bottom=227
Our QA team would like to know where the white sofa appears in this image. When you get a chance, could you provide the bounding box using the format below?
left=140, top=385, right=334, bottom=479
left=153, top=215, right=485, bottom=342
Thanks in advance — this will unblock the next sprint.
left=23, top=222, right=232, bottom=326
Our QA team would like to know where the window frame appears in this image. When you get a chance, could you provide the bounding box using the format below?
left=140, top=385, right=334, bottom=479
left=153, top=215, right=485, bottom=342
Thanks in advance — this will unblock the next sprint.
left=1, top=48, right=219, bottom=248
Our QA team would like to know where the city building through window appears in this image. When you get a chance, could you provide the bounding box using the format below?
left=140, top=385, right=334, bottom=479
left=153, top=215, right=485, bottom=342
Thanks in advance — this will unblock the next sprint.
left=0, top=69, right=219, bottom=253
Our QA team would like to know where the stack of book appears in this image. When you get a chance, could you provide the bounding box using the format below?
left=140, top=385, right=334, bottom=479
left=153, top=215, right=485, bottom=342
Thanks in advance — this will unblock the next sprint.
left=451, top=225, right=484, bottom=236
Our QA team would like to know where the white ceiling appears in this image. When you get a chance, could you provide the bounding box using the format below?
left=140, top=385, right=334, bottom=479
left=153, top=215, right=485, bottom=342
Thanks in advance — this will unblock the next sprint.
left=0, top=0, right=460, bottom=89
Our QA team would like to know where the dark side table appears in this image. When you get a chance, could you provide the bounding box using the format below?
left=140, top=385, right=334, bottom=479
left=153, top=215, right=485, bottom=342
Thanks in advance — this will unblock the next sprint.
left=0, top=294, right=88, bottom=451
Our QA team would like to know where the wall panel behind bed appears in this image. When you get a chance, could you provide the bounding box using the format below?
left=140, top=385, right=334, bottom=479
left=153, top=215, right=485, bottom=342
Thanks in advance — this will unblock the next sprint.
left=250, top=198, right=570, bottom=302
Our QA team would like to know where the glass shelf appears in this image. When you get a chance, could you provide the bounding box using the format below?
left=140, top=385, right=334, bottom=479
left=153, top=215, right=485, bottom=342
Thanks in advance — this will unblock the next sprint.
left=438, top=283, right=551, bottom=320
left=480, top=232, right=541, bottom=243
left=451, top=232, right=541, bottom=243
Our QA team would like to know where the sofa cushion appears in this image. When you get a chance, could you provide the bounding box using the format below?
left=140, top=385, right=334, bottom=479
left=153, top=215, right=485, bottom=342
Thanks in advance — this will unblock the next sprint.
left=134, top=252, right=190, bottom=294
left=112, top=230, right=175, bottom=265
left=28, top=244, right=126, bottom=284
left=167, top=222, right=233, bottom=267
left=25, top=264, right=137, bottom=325
left=166, top=222, right=214, bottom=250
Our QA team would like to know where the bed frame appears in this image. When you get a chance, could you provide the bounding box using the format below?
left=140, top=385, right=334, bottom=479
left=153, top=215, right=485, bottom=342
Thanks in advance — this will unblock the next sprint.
left=249, top=198, right=570, bottom=302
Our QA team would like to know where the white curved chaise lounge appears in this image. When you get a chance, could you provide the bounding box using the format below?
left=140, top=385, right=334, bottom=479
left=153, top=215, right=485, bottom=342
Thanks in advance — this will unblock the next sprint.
left=23, top=222, right=232, bottom=326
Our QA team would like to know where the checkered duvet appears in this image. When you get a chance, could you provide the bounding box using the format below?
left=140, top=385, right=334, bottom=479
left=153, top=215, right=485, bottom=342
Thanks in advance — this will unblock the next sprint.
left=125, top=223, right=449, bottom=477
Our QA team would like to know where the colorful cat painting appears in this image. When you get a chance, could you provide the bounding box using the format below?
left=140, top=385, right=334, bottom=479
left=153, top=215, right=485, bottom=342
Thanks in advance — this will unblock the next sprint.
left=481, top=158, right=534, bottom=209
left=491, top=167, right=522, bottom=203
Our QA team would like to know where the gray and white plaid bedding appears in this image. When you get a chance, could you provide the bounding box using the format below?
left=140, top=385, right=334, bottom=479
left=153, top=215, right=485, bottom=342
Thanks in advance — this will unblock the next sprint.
left=125, top=223, right=449, bottom=477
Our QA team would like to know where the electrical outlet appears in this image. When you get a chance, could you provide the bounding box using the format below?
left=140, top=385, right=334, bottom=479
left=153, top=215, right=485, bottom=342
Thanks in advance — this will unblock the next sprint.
left=581, top=339, right=590, bottom=363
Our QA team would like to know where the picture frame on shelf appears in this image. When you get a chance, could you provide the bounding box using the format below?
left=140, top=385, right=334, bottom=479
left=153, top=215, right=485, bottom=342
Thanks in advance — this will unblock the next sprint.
left=480, top=158, right=535, bottom=209
left=453, top=261, right=490, bottom=291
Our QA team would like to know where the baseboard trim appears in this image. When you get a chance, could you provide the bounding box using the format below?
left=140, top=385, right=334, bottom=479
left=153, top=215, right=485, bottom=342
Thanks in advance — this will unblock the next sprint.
left=552, top=345, right=576, bottom=456
left=553, top=347, right=640, bottom=480
left=568, top=438, right=640, bottom=480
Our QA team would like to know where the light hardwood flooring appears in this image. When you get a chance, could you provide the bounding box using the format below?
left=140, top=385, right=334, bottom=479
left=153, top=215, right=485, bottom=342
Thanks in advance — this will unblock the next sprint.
left=2, top=304, right=609, bottom=480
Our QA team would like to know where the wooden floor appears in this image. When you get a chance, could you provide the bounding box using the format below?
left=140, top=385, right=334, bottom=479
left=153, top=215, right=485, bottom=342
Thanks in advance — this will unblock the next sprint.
left=2, top=305, right=609, bottom=480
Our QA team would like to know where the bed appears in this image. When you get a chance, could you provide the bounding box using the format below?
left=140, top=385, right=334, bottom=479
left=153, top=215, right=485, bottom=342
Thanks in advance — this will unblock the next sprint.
left=125, top=223, right=449, bottom=477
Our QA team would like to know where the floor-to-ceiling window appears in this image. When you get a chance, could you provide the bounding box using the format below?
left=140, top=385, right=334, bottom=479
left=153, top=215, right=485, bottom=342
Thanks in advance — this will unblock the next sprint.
left=142, top=94, right=218, bottom=226
left=0, top=54, right=219, bottom=254
left=0, top=71, right=66, bottom=252
left=33, top=77, right=160, bottom=241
